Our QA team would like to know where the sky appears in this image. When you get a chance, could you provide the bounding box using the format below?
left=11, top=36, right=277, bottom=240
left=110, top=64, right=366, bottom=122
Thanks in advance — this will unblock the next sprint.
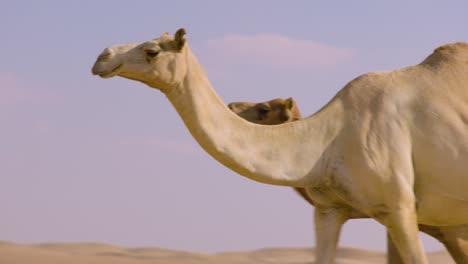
left=1, top=0, right=468, bottom=254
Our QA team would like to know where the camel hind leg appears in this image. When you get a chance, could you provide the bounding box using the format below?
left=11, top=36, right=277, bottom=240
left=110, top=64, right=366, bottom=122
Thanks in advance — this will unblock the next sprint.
left=419, top=224, right=468, bottom=264
left=387, top=224, right=468, bottom=264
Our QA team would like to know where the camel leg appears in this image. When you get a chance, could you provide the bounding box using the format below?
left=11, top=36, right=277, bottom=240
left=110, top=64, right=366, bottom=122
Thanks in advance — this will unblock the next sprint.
left=384, top=207, right=428, bottom=264
left=387, top=232, right=405, bottom=264
left=420, top=224, right=468, bottom=264
left=387, top=224, right=468, bottom=264
left=314, top=206, right=347, bottom=264
left=438, top=225, right=468, bottom=264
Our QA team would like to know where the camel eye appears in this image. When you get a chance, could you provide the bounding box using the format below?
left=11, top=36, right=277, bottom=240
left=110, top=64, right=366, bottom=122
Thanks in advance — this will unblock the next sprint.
left=258, top=105, right=271, bottom=115
left=146, top=50, right=160, bottom=58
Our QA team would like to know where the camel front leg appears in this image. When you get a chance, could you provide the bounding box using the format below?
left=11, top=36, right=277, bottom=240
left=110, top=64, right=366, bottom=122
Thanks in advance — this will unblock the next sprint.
left=314, top=206, right=348, bottom=264
left=387, top=232, right=405, bottom=264
left=384, top=207, right=428, bottom=264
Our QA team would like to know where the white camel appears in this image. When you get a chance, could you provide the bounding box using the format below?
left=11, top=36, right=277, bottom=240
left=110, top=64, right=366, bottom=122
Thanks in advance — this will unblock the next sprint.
left=232, top=99, right=468, bottom=264
left=92, top=28, right=468, bottom=264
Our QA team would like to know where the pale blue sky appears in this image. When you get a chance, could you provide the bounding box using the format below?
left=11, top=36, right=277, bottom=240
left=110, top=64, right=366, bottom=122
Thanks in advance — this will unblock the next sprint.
left=1, top=0, right=467, bottom=253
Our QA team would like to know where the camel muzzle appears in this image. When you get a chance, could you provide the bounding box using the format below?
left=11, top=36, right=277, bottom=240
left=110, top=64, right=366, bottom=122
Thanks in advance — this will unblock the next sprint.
left=91, top=49, right=122, bottom=78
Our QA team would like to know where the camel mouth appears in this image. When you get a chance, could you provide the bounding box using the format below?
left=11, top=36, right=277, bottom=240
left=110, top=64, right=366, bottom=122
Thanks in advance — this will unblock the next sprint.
left=93, top=63, right=123, bottom=78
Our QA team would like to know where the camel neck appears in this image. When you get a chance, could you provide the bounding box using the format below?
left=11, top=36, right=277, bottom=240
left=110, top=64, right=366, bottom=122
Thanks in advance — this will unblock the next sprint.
left=165, top=49, right=344, bottom=187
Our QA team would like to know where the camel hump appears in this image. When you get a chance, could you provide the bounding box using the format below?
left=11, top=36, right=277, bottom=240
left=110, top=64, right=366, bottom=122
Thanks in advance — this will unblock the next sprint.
left=422, top=42, right=468, bottom=67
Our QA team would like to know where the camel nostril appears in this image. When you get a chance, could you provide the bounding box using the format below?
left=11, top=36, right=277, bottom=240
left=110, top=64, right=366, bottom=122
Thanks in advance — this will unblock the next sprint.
left=97, top=48, right=112, bottom=61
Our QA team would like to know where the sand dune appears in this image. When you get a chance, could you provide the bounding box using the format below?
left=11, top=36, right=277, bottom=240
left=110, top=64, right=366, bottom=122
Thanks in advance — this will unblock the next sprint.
left=0, top=241, right=453, bottom=264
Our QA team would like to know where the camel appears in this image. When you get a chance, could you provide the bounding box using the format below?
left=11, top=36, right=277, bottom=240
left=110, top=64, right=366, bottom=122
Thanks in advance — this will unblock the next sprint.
left=232, top=99, right=468, bottom=264
left=228, top=98, right=302, bottom=125
left=91, top=28, right=468, bottom=264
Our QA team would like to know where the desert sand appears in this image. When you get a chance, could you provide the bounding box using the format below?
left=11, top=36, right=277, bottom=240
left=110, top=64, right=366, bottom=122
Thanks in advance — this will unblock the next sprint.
left=0, top=241, right=453, bottom=264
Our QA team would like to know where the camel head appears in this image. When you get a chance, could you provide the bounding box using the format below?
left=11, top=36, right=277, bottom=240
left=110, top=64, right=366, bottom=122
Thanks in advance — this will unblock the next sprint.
left=228, top=98, right=302, bottom=125
left=92, top=28, right=188, bottom=92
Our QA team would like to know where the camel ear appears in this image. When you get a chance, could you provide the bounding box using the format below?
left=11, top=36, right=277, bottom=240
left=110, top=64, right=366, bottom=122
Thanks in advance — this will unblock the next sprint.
left=285, top=97, right=295, bottom=110
left=174, top=28, right=187, bottom=51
